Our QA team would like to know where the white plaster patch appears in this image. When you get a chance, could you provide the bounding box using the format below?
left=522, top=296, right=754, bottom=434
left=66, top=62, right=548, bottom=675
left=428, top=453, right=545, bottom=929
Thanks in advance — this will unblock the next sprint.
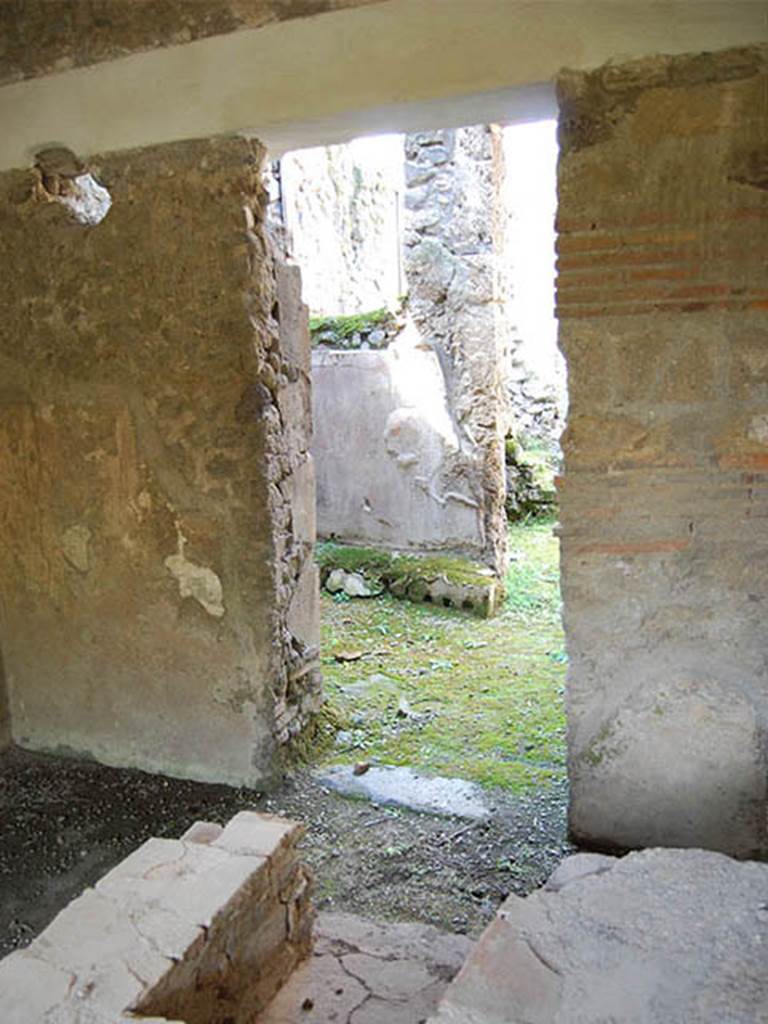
left=747, top=413, right=768, bottom=446
left=165, top=529, right=225, bottom=618
left=62, top=524, right=91, bottom=573
left=54, top=172, right=112, bottom=226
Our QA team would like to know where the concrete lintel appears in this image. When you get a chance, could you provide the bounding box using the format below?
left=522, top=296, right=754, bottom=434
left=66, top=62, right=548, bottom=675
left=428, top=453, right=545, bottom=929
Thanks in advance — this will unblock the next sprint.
left=0, top=0, right=765, bottom=170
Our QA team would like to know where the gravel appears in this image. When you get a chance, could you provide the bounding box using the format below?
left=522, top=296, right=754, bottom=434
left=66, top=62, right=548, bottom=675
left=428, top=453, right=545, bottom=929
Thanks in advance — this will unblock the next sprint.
left=0, top=746, right=573, bottom=958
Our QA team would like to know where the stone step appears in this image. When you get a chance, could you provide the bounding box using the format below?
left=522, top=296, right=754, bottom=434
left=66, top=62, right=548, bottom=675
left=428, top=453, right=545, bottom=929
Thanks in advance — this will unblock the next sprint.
left=258, top=911, right=473, bottom=1024
left=428, top=848, right=768, bottom=1023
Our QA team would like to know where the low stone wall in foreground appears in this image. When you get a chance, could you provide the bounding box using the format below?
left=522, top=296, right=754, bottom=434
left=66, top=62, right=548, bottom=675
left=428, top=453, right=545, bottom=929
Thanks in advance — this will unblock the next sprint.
left=0, top=811, right=313, bottom=1023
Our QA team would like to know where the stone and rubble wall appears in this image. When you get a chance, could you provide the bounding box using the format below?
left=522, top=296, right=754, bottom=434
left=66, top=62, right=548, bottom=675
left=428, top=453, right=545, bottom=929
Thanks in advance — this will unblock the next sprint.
left=404, top=125, right=510, bottom=574
left=556, top=45, right=768, bottom=856
left=0, top=136, right=320, bottom=785
left=0, top=810, right=313, bottom=1023
left=0, top=646, right=9, bottom=750
left=279, top=140, right=403, bottom=316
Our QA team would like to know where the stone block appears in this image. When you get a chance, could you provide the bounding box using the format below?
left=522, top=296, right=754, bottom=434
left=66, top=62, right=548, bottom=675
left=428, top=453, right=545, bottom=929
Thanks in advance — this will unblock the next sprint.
left=431, top=847, right=768, bottom=1024
left=0, top=812, right=314, bottom=1023
left=286, top=558, right=321, bottom=649
left=276, top=259, right=311, bottom=375
left=0, top=950, right=77, bottom=1022
left=431, top=914, right=562, bottom=1024
left=213, top=809, right=302, bottom=859
left=288, top=454, right=316, bottom=543
left=181, top=820, right=224, bottom=845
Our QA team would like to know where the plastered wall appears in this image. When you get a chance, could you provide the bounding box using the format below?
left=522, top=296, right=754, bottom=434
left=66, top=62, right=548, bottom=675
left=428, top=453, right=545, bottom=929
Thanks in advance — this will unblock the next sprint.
left=557, top=45, right=768, bottom=857
left=313, top=339, right=486, bottom=555
left=0, top=137, right=320, bottom=785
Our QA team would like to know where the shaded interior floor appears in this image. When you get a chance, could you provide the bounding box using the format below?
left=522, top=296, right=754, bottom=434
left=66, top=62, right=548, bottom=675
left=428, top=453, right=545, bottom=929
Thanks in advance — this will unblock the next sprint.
left=0, top=747, right=571, bottom=959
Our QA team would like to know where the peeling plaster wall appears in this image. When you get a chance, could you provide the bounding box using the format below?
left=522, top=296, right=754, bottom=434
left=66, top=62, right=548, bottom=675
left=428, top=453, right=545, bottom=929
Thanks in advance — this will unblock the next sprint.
left=313, top=333, right=486, bottom=554
left=557, top=45, right=768, bottom=857
left=404, top=126, right=510, bottom=574
left=0, top=137, right=319, bottom=784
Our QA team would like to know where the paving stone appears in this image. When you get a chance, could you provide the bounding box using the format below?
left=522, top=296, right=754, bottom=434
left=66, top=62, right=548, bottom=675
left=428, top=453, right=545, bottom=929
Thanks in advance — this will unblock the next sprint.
left=258, top=952, right=368, bottom=1023
left=316, top=912, right=471, bottom=970
left=430, top=848, right=768, bottom=1024
left=342, top=952, right=434, bottom=1000
left=314, top=765, right=492, bottom=819
left=258, top=912, right=472, bottom=1024
left=350, top=984, right=447, bottom=1024
left=543, top=851, right=617, bottom=892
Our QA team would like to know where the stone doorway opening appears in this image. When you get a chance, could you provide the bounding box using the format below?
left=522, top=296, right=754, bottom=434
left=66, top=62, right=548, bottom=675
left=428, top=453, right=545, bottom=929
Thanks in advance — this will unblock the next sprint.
left=263, top=118, right=570, bottom=924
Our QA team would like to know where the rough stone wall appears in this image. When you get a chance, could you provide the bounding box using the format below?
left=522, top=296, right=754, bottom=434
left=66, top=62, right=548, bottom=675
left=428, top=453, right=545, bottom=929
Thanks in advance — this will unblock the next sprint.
left=404, top=126, right=510, bottom=574
left=279, top=141, right=403, bottom=315
left=0, top=645, right=9, bottom=750
left=556, top=45, right=768, bottom=856
left=0, top=0, right=384, bottom=86
left=0, top=136, right=319, bottom=785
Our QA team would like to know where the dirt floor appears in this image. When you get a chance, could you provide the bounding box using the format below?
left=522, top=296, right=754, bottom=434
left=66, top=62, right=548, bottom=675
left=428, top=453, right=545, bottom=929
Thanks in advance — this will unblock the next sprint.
left=0, top=519, right=573, bottom=958
left=0, top=746, right=571, bottom=959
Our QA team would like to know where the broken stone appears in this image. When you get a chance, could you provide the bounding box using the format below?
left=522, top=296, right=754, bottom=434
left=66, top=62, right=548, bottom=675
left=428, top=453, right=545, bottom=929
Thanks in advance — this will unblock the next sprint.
left=343, top=572, right=376, bottom=597
left=396, top=697, right=413, bottom=718
left=543, top=851, right=617, bottom=892
left=326, top=568, right=347, bottom=593
left=335, top=650, right=365, bottom=663
left=261, top=912, right=471, bottom=1024
left=315, top=765, right=492, bottom=820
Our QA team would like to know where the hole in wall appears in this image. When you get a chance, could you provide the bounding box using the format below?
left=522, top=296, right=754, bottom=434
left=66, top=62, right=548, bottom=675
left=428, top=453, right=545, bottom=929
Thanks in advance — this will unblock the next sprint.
left=35, top=146, right=112, bottom=226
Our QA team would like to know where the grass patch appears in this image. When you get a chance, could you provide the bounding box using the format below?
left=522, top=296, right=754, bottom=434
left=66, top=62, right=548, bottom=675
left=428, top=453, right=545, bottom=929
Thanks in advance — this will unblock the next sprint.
left=316, top=542, right=493, bottom=591
left=310, top=308, right=390, bottom=343
left=317, top=519, right=566, bottom=795
left=505, top=515, right=561, bottom=619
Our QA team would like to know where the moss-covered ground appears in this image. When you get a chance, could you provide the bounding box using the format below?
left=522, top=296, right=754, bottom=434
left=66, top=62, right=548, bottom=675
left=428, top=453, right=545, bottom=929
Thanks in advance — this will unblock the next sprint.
left=317, top=517, right=566, bottom=794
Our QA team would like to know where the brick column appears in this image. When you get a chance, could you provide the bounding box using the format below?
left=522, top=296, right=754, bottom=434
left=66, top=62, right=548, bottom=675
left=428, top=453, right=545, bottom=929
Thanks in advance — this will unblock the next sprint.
left=556, top=45, right=768, bottom=856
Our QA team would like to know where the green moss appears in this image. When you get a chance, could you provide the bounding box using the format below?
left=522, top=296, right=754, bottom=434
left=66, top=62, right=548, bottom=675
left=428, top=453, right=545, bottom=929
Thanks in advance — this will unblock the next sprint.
left=315, top=520, right=567, bottom=796
left=505, top=516, right=561, bottom=619
left=317, top=542, right=393, bottom=574
left=310, top=307, right=390, bottom=344
left=316, top=542, right=493, bottom=593
left=283, top=703, right=341, bottom=768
